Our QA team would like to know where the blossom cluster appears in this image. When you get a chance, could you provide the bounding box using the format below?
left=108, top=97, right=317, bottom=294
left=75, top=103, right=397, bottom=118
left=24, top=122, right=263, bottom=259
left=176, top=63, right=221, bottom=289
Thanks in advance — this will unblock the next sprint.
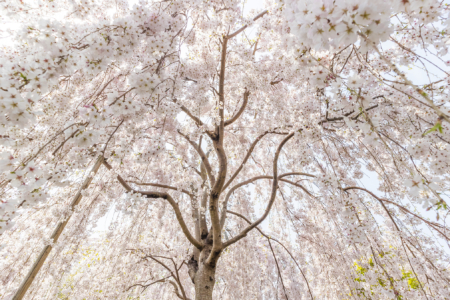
left=0, top=0, right=449, bottom=299
left=282, top=0, right=444, bottom=50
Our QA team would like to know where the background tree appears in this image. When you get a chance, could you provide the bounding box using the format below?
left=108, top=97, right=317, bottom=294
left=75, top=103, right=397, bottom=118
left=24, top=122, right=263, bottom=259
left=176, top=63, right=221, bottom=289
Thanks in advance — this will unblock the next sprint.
left=1, top=0, right=450, bottom=299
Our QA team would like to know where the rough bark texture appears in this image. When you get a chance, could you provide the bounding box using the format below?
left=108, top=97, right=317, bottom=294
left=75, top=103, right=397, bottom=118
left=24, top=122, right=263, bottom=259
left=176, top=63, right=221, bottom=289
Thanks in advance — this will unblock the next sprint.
left=194, top=247, right=217, bottom=300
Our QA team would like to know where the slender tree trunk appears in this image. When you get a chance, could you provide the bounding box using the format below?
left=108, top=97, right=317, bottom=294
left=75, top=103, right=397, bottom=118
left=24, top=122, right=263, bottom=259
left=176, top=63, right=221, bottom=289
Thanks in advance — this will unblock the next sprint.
left=12, top=155, right=104, bottom=300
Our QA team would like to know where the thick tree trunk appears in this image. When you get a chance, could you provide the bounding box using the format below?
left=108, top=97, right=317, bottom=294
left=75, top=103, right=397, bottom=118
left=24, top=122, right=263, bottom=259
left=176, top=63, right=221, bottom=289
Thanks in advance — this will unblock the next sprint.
left=193, top=245, right=219, bottom=300
left=194, top=261, right=216, bottom=300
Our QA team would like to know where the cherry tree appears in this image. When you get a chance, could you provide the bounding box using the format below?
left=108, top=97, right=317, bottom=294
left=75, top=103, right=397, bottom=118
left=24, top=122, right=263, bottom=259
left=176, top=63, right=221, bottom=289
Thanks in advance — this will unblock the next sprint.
left=1, top=0, right=450, bottom=299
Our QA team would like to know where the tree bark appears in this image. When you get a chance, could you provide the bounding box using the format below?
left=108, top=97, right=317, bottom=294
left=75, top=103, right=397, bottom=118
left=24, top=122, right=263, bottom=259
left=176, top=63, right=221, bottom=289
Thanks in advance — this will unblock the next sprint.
left=194, top=246, right=219, bottom=300
left=13, top=155, right=104, bottom=300
left=194, top=262, right=216, bottom=299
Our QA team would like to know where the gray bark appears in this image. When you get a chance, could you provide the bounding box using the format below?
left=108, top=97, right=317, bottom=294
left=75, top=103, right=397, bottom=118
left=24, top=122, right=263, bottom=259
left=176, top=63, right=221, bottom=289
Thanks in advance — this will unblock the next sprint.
left=194, top=247, right=217, bottom=300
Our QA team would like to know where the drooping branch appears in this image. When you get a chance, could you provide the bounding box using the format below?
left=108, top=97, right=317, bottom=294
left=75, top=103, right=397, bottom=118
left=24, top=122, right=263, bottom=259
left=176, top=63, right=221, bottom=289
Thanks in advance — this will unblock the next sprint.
left=220, top=175, right=272, bottom=230
left=136, top=252, right=190, bottom=300
left=268, top=239, right=289, bottom=299
left=103, top=160, right=203, bottom=250
left=220, top=172, right=315, bottom=230
left=224, top=90, right=249, bottom=127
left=173, top=98, right=214, bottom=139
left=51, top=128, right=80, bottom=156
left=222, top=133, right=295, bottom=248
left=342, top=186, right=450, bottom=241
left=222, top=130, right=292, bottom=191
left=358, top=31, right=450, bottom=124
left=389, top=36, right=450, bottom=76
left=279, top=179, right=316, bottom=198
left=177, top=130, right=216, bottom=187
left=25, top=122, right=85, bottom=162
left=102, top=119, right=124, bottom=155
left=222, top=131, right=271, bottom=191
left=227, top=210, right=314, bottom=299
left=224, top=211, right=293, bottom=298
left=126, top=277, right=170, bottom=293
left=141, top=191, right=204, bottom=249
left=318, top=103, right=379, bottom=125
left=109, top=87, right=136, bottom=106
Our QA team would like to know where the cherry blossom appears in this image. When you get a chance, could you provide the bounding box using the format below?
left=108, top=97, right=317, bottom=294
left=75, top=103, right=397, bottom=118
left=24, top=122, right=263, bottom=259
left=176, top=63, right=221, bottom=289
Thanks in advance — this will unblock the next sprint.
left=0, top=0, right=449, bottom=299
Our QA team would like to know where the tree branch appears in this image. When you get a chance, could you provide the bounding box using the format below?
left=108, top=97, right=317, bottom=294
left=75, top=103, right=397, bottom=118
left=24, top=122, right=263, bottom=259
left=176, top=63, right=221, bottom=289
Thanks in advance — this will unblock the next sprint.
left=199, top=155, right=210, bottom=240
left=279, top=179, right=316, bottom=198
left=51, top=129, right=80, bottom=156
left=168, top=280, right=185, bottom=300
left=126, top=277, right=170, bottom=292
left=102, top=119, right=123, bottom=155
left=177, top=130, right=216, bottom=187
left=224, top=90, right=249, bottom=127
left=222, top=133, right=295, bottom=248
left=226, top=10, right=268, bottom=39
left=12, top=155, right=104, bottom=300
left=127, top=181, right=194, bottom=197
left=103, top=160, right=203, bottom=250
left=358, top=31, right=450, bottom=124
left=173, top=98, right=214, bottom=139
left=138, top=254, right=189, bottom=299
left=342, top=186, right=450, bottom=241
left=222, top=130, right=292, bottom=191
left=220, top=172, right=315, bottom=230
left=318, top=104, right=379, bottom=125
left=268, top=239, right=289, bottom=300
left=204, top=32, right=230, bottom=266
left=25, top=122, right=84, bottom=160
left=227, top=210, right=313, bottom=299
left=220, top=175, right=271, bottom=230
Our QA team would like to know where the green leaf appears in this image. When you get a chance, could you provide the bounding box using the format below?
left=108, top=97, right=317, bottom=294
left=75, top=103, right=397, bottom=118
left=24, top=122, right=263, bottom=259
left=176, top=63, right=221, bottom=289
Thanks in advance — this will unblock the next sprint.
left=408, top=277, right=420, bottom=289
left=19, top=72, right=28, bottom=81
left=423, top=122, right=443, bottom=136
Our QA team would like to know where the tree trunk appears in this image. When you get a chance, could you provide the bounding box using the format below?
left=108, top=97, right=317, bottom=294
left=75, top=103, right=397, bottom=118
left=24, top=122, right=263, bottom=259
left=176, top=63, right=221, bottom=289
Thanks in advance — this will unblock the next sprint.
left=194, top=245, right=218, bottom=300
left=194, top=261, right=216, bottom=300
